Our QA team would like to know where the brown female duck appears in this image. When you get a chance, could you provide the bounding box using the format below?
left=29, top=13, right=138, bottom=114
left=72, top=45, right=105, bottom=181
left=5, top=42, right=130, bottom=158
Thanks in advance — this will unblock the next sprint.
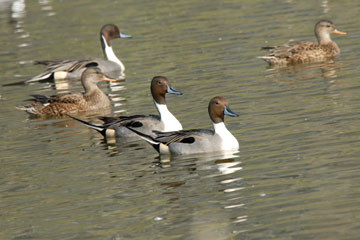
left=17, top=67, right=116, bottom=117
left=259, top=20, right=346, bottom=66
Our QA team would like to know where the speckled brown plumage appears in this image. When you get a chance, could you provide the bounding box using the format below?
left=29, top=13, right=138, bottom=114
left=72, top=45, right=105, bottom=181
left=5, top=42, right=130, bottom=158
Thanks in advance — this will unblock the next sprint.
left=17, top=67, right=115, bottom=117
left=259, top=20, right=346, bottom=66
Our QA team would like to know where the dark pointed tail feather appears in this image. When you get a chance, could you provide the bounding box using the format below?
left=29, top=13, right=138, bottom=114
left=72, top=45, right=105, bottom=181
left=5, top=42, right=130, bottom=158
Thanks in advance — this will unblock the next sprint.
left=66, top=114, right=107, bottom=137
left=99, top=116, right=121, bottom=124
left=30, top=94, right=50, bottom=103
left=125, top=126, right=161, bottom=153
left=34, top=60, right=59, bottom=66
left=34, top=60, right=50, bottom=65
left=261, top=46, right=275, bottom=50
left=3, top=80, right=27, bottom=87
left=23, top=94, right=49, bottom=103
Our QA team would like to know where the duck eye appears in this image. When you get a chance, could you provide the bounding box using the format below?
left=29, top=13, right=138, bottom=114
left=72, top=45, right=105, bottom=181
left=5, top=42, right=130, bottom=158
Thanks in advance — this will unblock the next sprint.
left=215, top=101, right=219, bottom=105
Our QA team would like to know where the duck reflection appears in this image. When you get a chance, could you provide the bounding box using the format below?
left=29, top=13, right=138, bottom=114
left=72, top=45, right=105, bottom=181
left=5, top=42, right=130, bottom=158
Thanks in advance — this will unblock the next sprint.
left=264, top=60, right=341, bottom=81
left=154, top=150, right=245, bottom=239
left=160, top=150, right=240, bottom=172
left=100, top=140, right=246, bottom=238
left=38, top=0, right=56, bottom=16
left=10, top=0, right=25, bottom=22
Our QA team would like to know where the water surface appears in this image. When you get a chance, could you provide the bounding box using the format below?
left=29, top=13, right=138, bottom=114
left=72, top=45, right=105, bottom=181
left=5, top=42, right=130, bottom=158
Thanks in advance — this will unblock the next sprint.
left=1, top=0, right=360, bottom=239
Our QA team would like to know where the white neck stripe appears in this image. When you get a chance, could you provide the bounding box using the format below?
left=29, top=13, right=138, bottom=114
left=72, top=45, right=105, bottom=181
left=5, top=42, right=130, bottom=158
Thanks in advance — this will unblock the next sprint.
left=101, top=35, right=124, bottom=71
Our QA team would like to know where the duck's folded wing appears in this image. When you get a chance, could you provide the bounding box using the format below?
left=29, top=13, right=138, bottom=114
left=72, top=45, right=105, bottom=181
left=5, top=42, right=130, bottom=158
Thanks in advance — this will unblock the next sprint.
left=153, top=129, right=213, bottom=145
left=99, top=115, right=160, bottom=128
left=28, top=94, right=69, bottom=103
left=270, top=41, right=319, bottom=58
left=53, top=92, right=84, bottom=104
left=41, top=59, right=100, bottom=72
left=27, top=59, right=101, bottom=82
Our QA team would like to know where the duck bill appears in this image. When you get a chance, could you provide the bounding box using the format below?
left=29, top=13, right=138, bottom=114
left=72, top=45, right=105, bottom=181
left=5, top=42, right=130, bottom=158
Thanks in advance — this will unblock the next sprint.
left=102, top=76, right=117, bottom=82
left=167, top=85, right=183, bottom=95
left=119, top=32, right=132, bottom=38
left=224, top=106, right=239, bottom=117
left=332, top=29, right=347, bottom=35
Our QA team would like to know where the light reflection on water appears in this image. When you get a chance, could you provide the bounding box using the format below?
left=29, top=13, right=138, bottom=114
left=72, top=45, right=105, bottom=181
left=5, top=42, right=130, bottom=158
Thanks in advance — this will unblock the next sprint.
left=1, top=0, right=360, bottom=239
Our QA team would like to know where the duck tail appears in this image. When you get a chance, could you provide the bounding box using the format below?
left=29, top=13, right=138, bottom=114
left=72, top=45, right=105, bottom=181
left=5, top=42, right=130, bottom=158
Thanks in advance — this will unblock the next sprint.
left=29, top=94, right=50, bottom=103
left=16, top=105, right=41, bottom=116
left=26, top=71, right=53, bottom=83
left=256, top=55, right=275, bottom=64
left=66, top=114, right=107, bottom=137
left=34, top=60, right=52, bottom=65
left=125, top=126, right=161, bottom=153
left=261, top=46, right=275, bottom=50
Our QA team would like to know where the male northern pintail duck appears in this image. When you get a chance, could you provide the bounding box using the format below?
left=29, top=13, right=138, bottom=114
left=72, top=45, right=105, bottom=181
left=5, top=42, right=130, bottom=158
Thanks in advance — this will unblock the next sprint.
left=27, top=24, right=132, bottom=82
left=127, top=96, right=239, bottom=155
left=17, top=67, right=116, bottom=117
left=258, top=20, right=346, bottom=66
left=68, top=76, right=183, bottom=139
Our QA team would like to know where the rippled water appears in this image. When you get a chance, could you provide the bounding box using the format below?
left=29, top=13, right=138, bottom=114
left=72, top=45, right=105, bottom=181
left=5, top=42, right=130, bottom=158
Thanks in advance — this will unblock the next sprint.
left=1, top=0, right=360, bottom=239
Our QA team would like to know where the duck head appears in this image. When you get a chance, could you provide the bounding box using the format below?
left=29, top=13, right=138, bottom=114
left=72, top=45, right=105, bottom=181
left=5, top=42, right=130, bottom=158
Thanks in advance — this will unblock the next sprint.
left=315, top=20, right=346, bottom=44
left=208, top=96, right=239, bottom=123
left=100, top=24, right=132, bottom=47
left=150, top=76, right=182, bottom=104
left=81, top=67, right=116, bottom=92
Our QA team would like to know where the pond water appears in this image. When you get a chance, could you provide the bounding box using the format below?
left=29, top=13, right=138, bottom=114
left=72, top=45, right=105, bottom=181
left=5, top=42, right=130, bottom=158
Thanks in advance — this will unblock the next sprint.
left=1, top=0, right=360, bottom=239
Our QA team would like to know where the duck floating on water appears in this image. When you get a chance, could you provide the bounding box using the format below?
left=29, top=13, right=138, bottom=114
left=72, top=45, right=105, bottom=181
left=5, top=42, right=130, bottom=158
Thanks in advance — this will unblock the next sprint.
left=68, top=76, right=183, bottom=140
left=27, top=24, right=132, bottom=82
left=126, top=96, right=239, bottom=155
left=259, top=20, right=346, bottom=66
left=18, top=67, right=116, bottom=117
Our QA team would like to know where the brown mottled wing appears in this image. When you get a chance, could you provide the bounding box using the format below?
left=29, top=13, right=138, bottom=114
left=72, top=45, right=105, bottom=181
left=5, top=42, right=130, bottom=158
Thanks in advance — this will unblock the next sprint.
left=51, top=92, right=84, bottom=104
left=30, top=93, right=84, bottom=104
left=266, top=41, right=319, bottom=58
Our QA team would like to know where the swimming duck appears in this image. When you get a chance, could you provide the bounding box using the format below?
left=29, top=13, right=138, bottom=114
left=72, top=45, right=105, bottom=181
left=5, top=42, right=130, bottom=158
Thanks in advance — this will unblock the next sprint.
left=127, top=96, right=239, bottom=155
left=259, top=20, right=346, bottom=66
left=68, top=76, right=183, bottom=139
left=17, top=67, right=116, bottom=117
left=27, top=24, right=132, bottom=82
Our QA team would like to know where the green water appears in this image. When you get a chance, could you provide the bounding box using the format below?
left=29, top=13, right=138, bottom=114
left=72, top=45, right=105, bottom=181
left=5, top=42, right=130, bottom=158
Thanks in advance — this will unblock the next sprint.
left=1, top=0, right=360, bottom=239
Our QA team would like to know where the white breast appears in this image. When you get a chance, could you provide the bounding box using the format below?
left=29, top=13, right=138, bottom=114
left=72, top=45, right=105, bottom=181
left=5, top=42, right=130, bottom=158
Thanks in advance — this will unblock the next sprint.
left=155, top=102, right=182, bottom=132
left=213, top=122, right=239, bottom=150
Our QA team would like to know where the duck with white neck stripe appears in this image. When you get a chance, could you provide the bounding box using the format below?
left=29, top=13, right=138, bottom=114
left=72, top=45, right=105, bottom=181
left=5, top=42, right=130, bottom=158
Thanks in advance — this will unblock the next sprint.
left=68, top=76, right=183, bottom=140
left=126, top=96, right=239, bottom=155
left=27, top=24, right=132, bottom=82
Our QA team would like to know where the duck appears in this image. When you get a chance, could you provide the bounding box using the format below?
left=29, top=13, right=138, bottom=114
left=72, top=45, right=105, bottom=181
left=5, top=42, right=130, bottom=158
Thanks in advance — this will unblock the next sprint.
left=17, top=67, right=116, bottom=117
left=27, top=24, right=132, bottom=82
left=126, top=96, right=239, bottom=155
left=258, top=20, right=346, bottom=66
left=68, top=76, right=183, bottom=139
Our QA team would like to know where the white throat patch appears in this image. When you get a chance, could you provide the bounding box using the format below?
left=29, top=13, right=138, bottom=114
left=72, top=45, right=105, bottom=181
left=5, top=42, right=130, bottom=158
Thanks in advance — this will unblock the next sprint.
left=213, top=122, right=239, bottom=150
left=155, top=102, right=182, bottom=132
